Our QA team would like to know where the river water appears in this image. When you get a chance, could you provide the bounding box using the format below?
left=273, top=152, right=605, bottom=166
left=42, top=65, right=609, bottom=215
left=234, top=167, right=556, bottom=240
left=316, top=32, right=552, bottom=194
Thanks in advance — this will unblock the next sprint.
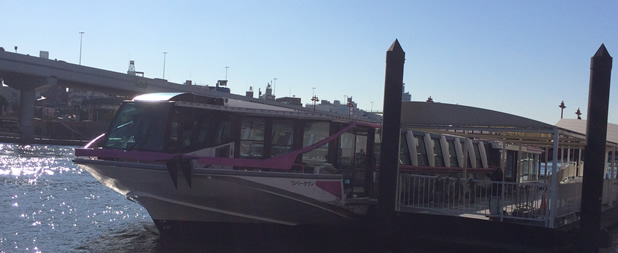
left=1, top=144, right=618, bottom=252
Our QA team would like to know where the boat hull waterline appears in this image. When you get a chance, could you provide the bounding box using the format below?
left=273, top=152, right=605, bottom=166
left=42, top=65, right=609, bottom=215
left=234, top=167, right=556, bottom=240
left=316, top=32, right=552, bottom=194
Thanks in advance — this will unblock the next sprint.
left=74, top=159, right=356, bottom=229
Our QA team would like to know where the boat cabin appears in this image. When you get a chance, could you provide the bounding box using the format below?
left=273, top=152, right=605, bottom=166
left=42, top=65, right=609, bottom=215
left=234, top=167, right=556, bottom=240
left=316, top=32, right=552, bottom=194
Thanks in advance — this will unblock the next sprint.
left=94, top=92, right=379, bottom=197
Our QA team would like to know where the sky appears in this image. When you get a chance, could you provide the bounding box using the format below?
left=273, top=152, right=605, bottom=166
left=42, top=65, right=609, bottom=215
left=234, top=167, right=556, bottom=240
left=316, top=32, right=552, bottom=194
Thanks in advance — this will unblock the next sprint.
left=1, top=0, right=618, bottom=124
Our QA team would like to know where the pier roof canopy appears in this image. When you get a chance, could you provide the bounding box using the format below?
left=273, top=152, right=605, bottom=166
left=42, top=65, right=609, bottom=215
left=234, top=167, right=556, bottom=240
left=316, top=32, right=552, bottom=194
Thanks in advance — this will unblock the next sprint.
left=400, top=101, right=554, bottom=131
left=556, top=119, right=618, bottom=145
left=399, top=102, right=589, bottom=147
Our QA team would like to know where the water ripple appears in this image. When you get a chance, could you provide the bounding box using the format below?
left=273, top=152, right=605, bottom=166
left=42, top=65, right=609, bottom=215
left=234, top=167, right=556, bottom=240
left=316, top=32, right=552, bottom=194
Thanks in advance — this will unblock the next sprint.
left=1, top=144, right=618, bottom=252
left=0, top=144, right=152, bottom=252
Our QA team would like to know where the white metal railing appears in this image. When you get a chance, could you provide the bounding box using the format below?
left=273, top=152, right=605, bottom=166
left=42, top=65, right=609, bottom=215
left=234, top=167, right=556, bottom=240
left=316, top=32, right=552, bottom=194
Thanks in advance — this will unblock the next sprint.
left=556, top=162, right=579, bottom=182
left=603, top=179, right=618, bottom=206
left=398, top=173, right=618, bottom=228
left=554, top=178, right=618, bottom=218
left=398, top=173, right=549, bottom=225
left=555, top=178, right=581, bottom=218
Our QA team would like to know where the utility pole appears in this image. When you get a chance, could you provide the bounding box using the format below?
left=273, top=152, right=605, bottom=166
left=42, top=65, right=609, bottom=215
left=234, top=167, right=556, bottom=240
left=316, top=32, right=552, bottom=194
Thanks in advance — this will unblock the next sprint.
left=163, top=52, right=168, bottom=79
left=79, top=32, right=84, bottom=65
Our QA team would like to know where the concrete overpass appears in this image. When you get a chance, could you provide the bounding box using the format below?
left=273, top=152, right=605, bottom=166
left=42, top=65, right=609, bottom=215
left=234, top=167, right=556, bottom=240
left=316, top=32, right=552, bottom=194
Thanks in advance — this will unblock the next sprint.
left=0, top=48, right=265, bottom=142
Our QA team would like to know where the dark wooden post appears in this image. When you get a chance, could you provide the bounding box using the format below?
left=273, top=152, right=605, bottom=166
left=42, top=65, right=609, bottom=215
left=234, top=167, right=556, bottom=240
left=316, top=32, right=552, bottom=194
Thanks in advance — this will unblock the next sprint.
left=378, top=40, right=405, bottom=221
left=580, top=44, right=612, bottom=251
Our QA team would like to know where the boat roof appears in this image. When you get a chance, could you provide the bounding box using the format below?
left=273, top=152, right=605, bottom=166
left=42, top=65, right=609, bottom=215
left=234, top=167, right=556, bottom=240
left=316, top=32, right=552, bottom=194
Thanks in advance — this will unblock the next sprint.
left=400, top=101, right=618, bottom=149
left=132, top=92, right=381, bottom=125
left=133, top=92, right=186, bottom=101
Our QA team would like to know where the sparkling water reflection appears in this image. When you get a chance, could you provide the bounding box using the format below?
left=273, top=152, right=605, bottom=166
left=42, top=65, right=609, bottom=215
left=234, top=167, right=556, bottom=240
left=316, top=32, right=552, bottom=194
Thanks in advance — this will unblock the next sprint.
left=1, top=143, right=618, bottom=252
left=0, top=144, right=153, bottom=253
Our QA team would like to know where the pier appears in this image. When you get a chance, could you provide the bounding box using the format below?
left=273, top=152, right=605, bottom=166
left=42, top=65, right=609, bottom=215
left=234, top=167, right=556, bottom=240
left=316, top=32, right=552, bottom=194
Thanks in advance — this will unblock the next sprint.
left=375, top=41, right=616, bottom=252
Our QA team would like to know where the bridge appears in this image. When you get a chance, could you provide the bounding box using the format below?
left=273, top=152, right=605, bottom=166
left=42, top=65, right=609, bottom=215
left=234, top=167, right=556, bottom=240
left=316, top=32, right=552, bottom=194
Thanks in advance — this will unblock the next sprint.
left=0, top=48, right=261, bottom=142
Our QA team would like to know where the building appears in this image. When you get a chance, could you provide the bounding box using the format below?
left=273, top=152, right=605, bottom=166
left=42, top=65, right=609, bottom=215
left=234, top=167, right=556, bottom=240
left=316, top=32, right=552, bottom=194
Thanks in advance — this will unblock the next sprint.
left=402, top=83, right=411, bottom=101
left=304, top=96, right=380, bottom=121
left=259, top=83, right=275, bottom=101
left=276, top=96, right=302, bottom=107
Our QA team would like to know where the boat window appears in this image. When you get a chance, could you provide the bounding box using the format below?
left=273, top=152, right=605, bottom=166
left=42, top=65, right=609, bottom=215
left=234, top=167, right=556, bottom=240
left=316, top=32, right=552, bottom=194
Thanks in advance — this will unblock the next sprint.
left=166, top=107, right=233, bottom=153
left=271, top=119, right=294, bottom=157
left=433, top=138, right=445, bottom=167
left=447, top=140, right=458, bottom=167
left=339, top=132, right=355, bottom=170
left=399, top=133, right=411, bottom=165
left=213, top=119, right=232, bottom=147
left=374, top=129, right=381, bottom=164
left=193, top=117, right=213, bottom=148
left=104, top=102, right=171, bottom=151
left=240, top=118, right=266, bottom=158
left=168, top=107, right=198, bottom=152
left=302, top=121, right=329, bottom=165
left=355, top=129, right=368, bottom=167
left=335, top=127, right=371, bottom=195
left=352, top=128, right=369, bottom=195
left=415, top=136, right=429, bottom=166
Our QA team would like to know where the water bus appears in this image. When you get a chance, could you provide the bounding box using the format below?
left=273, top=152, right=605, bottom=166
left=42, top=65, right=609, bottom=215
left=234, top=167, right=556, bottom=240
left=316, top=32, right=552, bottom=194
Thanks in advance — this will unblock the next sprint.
left=74, top=92, right=384, bottom=232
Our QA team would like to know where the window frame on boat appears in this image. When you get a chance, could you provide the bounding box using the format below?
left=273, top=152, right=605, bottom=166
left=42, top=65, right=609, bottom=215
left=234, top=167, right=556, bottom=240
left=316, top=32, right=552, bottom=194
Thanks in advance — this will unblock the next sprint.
left=102, top=101, right=173, bottom=152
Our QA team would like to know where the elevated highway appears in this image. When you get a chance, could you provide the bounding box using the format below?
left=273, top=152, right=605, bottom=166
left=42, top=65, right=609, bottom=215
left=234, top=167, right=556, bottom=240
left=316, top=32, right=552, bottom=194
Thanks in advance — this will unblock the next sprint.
left=0, top=48, right=258, bottom=142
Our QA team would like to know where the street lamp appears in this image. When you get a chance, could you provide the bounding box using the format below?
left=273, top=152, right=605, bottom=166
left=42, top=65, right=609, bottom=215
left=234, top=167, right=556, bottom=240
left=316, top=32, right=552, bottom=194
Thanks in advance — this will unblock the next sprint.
left=311, top=95, right=319, bottom=113
left=225, top=66, right=229, bottom=80
left=79, top=32, right=84, bottom=65
left=311, top=87, right=317, bottom=112
left=163, top=52, right=168, bottom=79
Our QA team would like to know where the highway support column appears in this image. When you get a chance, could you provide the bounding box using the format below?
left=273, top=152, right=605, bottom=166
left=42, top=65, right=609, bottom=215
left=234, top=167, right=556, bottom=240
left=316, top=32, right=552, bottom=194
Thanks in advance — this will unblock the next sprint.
left=18, top=85, right=35, bottom=143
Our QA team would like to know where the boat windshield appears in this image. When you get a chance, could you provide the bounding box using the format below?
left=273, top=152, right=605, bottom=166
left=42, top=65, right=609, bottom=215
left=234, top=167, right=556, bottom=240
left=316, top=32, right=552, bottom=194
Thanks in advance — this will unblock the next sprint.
left=103, top=102, right=172, bottom=151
